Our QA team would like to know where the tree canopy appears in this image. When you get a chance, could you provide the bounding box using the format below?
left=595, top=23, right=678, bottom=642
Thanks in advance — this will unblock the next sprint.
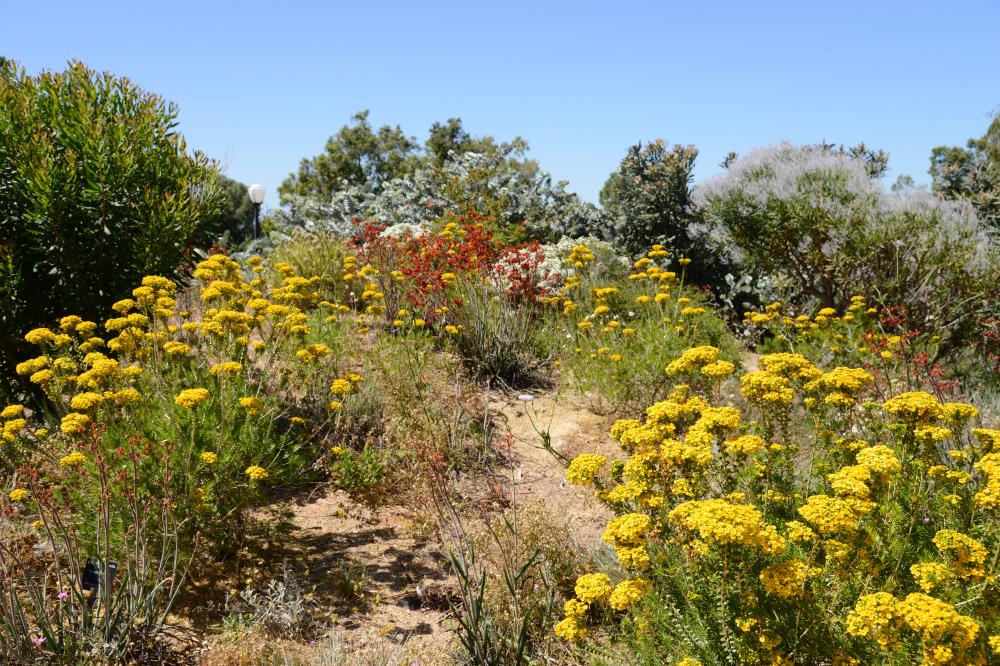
left=278, top=112, right=539, bottom=206
left=930, top=112, right=1000, bottom=228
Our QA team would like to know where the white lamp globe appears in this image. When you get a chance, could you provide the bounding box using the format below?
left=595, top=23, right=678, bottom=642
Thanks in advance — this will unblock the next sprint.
left=247, top=184, right=266, bottom=204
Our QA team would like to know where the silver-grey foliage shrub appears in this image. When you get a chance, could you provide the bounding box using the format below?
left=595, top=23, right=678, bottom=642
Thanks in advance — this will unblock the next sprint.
left=695, top=143, right=1000, bottom=361
left=268, top=146, right=610, bottom=242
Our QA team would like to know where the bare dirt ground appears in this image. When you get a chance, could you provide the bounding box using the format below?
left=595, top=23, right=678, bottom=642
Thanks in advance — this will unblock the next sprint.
left=265, top=488, right=457, bottom=663
left=490, top=391, right=621, bottom=549
left=204, top=389, right=620, bottom=664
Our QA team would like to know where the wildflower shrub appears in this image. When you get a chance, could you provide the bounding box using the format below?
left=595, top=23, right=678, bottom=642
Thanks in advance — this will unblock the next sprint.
left=558, top=346, right=999, bottom=664
left=695, top=143, right=1000, bottom=364
left=0, top=60, right=223, bottom=400
left=539, top=243, right=739, bottom=415
left=0, top=253, right=364, bottom=660
left=741, top=297, right=999, bottom=405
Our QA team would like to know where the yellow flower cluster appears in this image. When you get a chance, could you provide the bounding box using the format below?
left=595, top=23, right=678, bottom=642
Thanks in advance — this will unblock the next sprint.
left=666, top=346, right=720, bottom=375
left=848, top=592, right=979, bottom=665
left=609, top=577, right=652, bottom=610
left=566, top=453, right=607, bottom=485
left=797, top=494, right=866, bottom=534
left=574, top=573, right=613, bottom=603
left=244, top=465, right=269, bottom=481
left=759, top=559, right=810, bottom=598
left=974, top=453, right=1000, bottom=509
left=175, top=388, right=211, bottom=409
left=554, top=598, right=589, bottom=641
left=668, top=498, right=785, bottom=554
left=740, top=371, right=795, bottom=406
left=59, top=451, right=87, bottom=467
left=932, top=530, right=986, bottom=580
left=239, top=396, right=264, bottom=415
left=883, top=391, right=943, bottom=423
left=209, top=361, right=243, bottom=377
left=602, top=513, right=653, bottom=569
left=910, top=562, right=951, bottom=593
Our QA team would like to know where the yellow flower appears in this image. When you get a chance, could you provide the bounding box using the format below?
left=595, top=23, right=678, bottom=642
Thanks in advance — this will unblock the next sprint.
left=209, top=361, right=243, bottom=377
left=785, top=520, right=815, bottom=543
left=669, top=499, right=785, bottom=554
left=700, top=360, right=735, bottom=378
left=163, top=341, right=191, bottom=356
left=846, top=592, right=898, bottom=646
left=69, top=392, right=105, bottom=411
left=239, top=396, right=264, bottom=414
left=24, top=328, right=56, bottom=345
left=740, top=371, right=794, bottom=406
left=883, top=391, right=943, bottom=423
left=113, top=388, right=142, bottom=405
left=760, top=559, right=809, bottom=598
left=200, top=451, right=219, bottom=465
left=60, top=413, right=90, bottom=435
left=797, top=494, right=864, bottom=534
left=59, top=451, right=88, bottom=467
left=175, top=388, right=211, bottom=409
left=0, top=404, right=24, bottom=419
left=855, top=445, right=901, bottom=476
left=245, top=465, right=269, bottom=481
left=574, top=573, right=613, bottom=604
left=609, top=578, right=652, bottom=610
left=296, top=344, right=331, bottom=362
left=9, top=488, right=29, bottom=502
left=329, top=379, right=352, bottom=396
left=932, top=530, right=987, bottom=579
left=566, top=454, right=607, bottom=485
left=666, top=346, right=719, bottom=374
left=910, top=562, right=951, bottom=593
left=725, top=434, right=765, bottom=455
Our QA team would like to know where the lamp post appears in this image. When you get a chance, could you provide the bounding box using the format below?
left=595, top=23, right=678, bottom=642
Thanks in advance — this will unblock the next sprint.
left=247, top=184, right=266, bottom=240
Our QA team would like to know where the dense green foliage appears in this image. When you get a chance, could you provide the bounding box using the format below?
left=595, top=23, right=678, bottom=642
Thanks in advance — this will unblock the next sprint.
left=0, top=60, right=223, bottom=397
left=206, top=174, right=256, bottom=248
left=696, top=143, right=1000, bottom=364
left=930, top=112, right=1000, bottom=229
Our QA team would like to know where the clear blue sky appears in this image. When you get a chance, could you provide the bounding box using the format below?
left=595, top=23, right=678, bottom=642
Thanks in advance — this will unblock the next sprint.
left=3, top=1, right=999, bottom=209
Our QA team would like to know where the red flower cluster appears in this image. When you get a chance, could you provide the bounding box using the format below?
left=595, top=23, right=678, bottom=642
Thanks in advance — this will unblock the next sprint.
left=352, top=213, right=554, bottom=313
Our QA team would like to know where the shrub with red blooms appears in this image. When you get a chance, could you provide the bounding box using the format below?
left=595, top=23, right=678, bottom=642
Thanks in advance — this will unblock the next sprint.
left=353, top=213, right=555, bottom=317
left=862, top=307, right=962, bottom=398
left=494, top=242, right=558, bottom=303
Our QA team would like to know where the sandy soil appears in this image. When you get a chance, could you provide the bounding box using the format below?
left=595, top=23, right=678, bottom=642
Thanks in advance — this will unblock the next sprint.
left=195, top=389, right=620, bottom=664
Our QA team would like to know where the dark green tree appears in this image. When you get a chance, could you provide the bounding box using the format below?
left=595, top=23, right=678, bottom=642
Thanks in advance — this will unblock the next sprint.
left=601, top=140, right=700, bottom=258
left=278, top=110, right=420, bottom=203
left=930, top=112, right=1000, bottom=228
left=206, top=174, right=256, bottom=248
left=424, top=118, right=540, bottom=177
left=0, top=60, right=223, bottom=397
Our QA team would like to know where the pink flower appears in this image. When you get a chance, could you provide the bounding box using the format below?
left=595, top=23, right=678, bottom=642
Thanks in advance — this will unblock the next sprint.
left=56, top=591, right=69, bottom=600
left=33, top=636, right=45, bottom=646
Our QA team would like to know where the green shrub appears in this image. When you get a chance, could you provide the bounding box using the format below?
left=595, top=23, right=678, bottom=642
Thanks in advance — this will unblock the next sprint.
left=696, top=143, right=1000, bottom=362
left=0, top=60, right=223, bottom=398
left=450, top=279, right=550, bottom=388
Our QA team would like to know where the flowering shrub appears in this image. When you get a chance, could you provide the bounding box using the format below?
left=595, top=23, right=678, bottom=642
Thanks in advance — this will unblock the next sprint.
left=696, top=143, right=1000, bottom=364
left=0, top=60, right=224, bottom=400
left=0, top=253, right=371, bottom=660
left=559, top=346, right=999, bottom=664
left=741, top=297, right=997, bottom=399
left=539, top=245, right=739, bottom=414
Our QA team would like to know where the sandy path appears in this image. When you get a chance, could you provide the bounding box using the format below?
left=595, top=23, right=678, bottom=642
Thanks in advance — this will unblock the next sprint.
left=490, top=392, right=620, bottom=547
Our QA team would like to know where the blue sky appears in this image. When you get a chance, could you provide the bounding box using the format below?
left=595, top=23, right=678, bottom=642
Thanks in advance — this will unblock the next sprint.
left=2, top=1, right=998, bottom=209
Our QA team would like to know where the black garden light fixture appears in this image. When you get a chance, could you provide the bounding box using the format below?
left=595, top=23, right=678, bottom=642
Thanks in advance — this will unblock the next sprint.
left=247, top=183, right=266, bottom=239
